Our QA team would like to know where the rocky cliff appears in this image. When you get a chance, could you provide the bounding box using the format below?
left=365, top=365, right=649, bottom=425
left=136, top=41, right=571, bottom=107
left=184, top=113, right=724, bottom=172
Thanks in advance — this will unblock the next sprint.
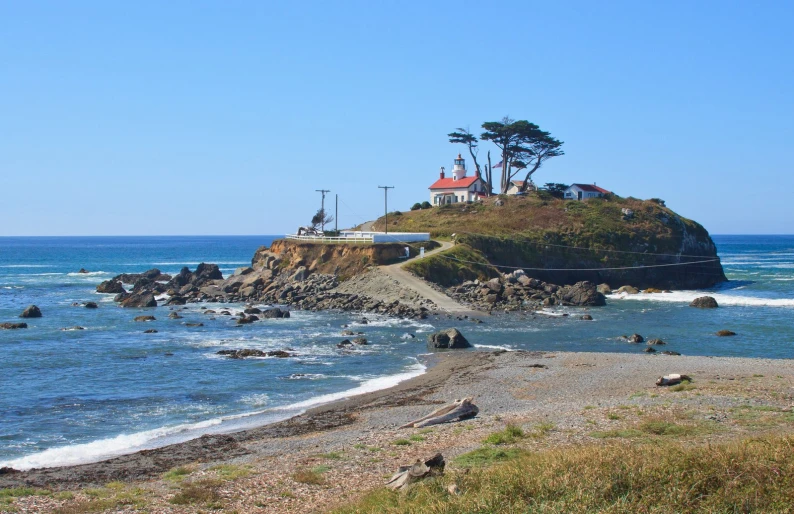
left=386, top=194, right=726, bottom=290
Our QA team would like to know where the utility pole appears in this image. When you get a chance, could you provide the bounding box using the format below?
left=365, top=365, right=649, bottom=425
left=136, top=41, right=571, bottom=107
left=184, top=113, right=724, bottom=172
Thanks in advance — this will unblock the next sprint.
left=378, top=186, right=394, bottom=234
left=316, top=189, right=330, bottom=232
left=334, top=194, right=338, bottom=233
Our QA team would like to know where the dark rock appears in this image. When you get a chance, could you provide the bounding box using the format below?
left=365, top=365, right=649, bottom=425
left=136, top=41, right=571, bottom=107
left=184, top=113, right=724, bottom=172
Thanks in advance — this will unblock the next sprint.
left=427, top=328, right=471, bottom=350
left=244, top=307, right=262, bottom=314
left=1, top=323, right=27, bottom=329
left=165, top=296, right=187, bottom=306
left=267, top=350, right=293, bottom=358
left=690, top=296, right=718, bottom=308
left=660, top=350, right=681, bottom=356
left=168, top=312, right=183, bottom=319
left=559, top=281, right=606, bottom=306
left=627, top=333, right=644, bottom=343
left=616, top=285, right=639, bottom=294
left=114, top=292, right=130, bottom=302
left=185, top=323, right=204, bottom=327
left=581, top=314, right=593, bottom=321
left=78, top=268, right=90, bottom=274
left=261, top=307, right=290, bottom=319
left=60, top=326, right=85, bottom=331
left=120, top=292, right=157, bottom=308
left=337, top=339, right=353, bottom=348
left=194, top=263, right=223, bottom=283
left=20, top=305, right=42, bottom=318
left=143, top=329, right=158, bottom=333
left=716, top=329, right=736, bottom=336
left=352, top=337, right=368, bottom=345
left=84, top=302, right=98, bottom=309
left=401, top=333, right=416, bottom=339
left=236, top=316, right=255, bottom=325
left=97, top=280, right=125, bottom=294
left=134, top=315, right=156, bottom=322
left=644, top=347, right=656, bottom=353
left=217, top=349, right=265, bottom=358
left=647, top=338, right=666, bottom=345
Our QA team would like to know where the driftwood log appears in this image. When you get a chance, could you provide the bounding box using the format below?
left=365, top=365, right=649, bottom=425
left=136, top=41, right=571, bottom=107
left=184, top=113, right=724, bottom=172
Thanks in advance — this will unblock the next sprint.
left=385, top=453, right=445, bottom=491
left=656, top=374, right=692, bottom=386
left=399, top=397, right=479, bottom=429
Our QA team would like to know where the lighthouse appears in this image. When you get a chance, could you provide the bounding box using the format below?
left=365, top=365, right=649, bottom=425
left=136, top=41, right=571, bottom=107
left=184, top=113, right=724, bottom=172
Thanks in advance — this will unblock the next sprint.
left=452, top=154, right=467, bottom=181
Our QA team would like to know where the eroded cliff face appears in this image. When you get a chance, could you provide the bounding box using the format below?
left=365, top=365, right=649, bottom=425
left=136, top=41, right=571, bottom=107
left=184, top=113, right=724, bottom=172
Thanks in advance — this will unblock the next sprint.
left=252, top=240, right=438, bottom=280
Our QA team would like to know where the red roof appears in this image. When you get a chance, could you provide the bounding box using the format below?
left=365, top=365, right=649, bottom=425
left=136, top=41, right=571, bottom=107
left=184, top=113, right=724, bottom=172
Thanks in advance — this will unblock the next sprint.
left=571, top=183, right=611, bottom=194
left=429, top=176, right=481, bottom=190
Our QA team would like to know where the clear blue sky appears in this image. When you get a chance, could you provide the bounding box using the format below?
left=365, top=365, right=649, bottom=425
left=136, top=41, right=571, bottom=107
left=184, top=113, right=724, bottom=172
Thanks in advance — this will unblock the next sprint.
left=1, top=1, right=792, bottom=236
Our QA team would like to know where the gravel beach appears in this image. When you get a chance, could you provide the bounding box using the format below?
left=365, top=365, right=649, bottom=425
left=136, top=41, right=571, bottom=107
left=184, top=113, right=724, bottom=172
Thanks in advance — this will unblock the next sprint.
left=4, top=350, right=794, bottom=513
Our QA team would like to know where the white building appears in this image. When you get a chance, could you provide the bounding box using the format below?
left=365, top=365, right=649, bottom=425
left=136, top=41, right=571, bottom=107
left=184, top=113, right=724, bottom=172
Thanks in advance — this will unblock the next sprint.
left=506, top=180, right=537, bottom=195
left=564, top=183, right=611, bottom=200
left=428, top=154, right=487, bottom=206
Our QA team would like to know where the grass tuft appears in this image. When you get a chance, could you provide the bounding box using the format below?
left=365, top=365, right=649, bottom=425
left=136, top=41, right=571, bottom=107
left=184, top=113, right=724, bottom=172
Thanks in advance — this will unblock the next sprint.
left=483, top=424, right=525, bottom=445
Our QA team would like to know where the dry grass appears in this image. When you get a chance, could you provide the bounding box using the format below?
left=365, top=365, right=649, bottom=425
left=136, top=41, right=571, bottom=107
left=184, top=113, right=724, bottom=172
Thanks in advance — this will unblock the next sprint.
left=335, top=435, right=794, bottom=513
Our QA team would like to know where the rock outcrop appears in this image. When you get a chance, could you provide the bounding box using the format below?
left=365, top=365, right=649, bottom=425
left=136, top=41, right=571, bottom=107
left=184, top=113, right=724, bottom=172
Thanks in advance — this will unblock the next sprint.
left=96, top=280, right=125, bottom=294
left=120, top=293, right=157, bottom=308
left=446, top=273, right=606, bottom=312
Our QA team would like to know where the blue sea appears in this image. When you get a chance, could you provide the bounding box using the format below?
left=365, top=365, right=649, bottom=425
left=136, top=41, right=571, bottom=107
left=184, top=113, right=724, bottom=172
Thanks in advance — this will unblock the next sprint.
left=1, top=235, right=792, bottom=469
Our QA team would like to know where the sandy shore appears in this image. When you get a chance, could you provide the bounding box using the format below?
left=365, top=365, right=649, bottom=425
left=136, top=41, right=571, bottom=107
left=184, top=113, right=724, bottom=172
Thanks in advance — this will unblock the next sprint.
left=4, top=350, right=794, bottom=512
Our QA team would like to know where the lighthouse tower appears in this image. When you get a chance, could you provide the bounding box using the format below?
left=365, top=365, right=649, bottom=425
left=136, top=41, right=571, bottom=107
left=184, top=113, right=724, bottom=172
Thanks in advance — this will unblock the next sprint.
left=452, top=154, right=467, bottom=181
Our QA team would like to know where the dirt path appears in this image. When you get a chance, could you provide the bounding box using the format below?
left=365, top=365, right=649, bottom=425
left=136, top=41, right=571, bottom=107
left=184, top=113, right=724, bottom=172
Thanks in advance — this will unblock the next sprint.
left=380, top=241, right=473, bottom=315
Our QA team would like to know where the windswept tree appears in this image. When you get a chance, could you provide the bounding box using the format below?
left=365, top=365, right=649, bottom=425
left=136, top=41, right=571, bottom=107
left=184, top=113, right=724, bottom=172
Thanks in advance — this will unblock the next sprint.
left=480, top=117, right=564, bottom=194
left=310, top=208, right=334, bottom=232
left=448, top=127, right=492, bottom=195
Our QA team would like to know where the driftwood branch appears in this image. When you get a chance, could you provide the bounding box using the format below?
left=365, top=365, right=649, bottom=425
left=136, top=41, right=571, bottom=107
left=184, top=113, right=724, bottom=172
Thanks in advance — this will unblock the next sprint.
left=385, top=453, right=445, bottom=491
left=656, top=374, right=692, bottom=386
left=399, top=397, right=479, bottom=429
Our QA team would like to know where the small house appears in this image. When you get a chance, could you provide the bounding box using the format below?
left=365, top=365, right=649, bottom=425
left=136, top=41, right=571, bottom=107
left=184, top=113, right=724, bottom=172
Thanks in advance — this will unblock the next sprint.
left=429, top=154, right=487, bottom=206
left=564, top=183, right=611, bottom=201
left=506, top=180, right=537, bottom=195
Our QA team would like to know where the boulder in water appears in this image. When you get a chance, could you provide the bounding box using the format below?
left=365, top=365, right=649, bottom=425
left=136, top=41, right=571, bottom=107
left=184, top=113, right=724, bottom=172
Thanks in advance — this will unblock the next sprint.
left=1, top=323, right=27, bottom=329
left=97, top=280, right=125, bottom=294
left=120, top=292, right=157, bottom=308
left=690, top=296, right=718, bottom=308
left=134, top=315, right=156, bottom=322
left=84, top=302, right=98, bottom=309
left=716, top=329, right=736, bottom=336
left=261, top=308, right=290, bottom=319
left=427, top=328, right=471, bottom=349
left=20, top=305, right=42, bottom=318
left=627, top=333, right=644, bottom=343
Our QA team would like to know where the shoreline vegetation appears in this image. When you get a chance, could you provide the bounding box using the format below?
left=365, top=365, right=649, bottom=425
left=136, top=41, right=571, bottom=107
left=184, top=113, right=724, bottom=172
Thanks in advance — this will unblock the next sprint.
left=3, top=350, right=794, bottom=512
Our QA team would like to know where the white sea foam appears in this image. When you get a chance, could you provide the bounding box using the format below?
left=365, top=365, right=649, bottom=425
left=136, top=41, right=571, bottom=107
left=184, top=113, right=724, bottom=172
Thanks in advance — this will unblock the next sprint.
left=609, top=291, right=794, bottom=308
left=0, top=418, right=223, bottom=471
left=271, top=361, right=426, bottom=411
left=474, top=344, right=513, bottom=351
left=66, top=271, right=110, bottom=277
left=0, top=362, right=427, bottom=470
left=0, top=264, right=50, bottom=268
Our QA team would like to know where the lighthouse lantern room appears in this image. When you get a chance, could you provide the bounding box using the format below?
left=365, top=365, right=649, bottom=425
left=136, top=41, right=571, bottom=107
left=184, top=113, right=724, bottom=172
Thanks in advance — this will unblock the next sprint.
left=452, top=154, right=467, bottom=180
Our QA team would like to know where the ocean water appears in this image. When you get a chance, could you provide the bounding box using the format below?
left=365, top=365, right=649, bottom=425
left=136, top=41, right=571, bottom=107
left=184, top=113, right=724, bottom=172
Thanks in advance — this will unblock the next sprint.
left=0, top=234, right=792, bottom=469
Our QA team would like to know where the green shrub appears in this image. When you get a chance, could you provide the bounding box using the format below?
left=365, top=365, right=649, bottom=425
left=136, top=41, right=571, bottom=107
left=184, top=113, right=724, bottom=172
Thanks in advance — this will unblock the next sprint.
left=420, top=201, right=432, bottom=209
left=411, top=203, right=422, bottom=211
